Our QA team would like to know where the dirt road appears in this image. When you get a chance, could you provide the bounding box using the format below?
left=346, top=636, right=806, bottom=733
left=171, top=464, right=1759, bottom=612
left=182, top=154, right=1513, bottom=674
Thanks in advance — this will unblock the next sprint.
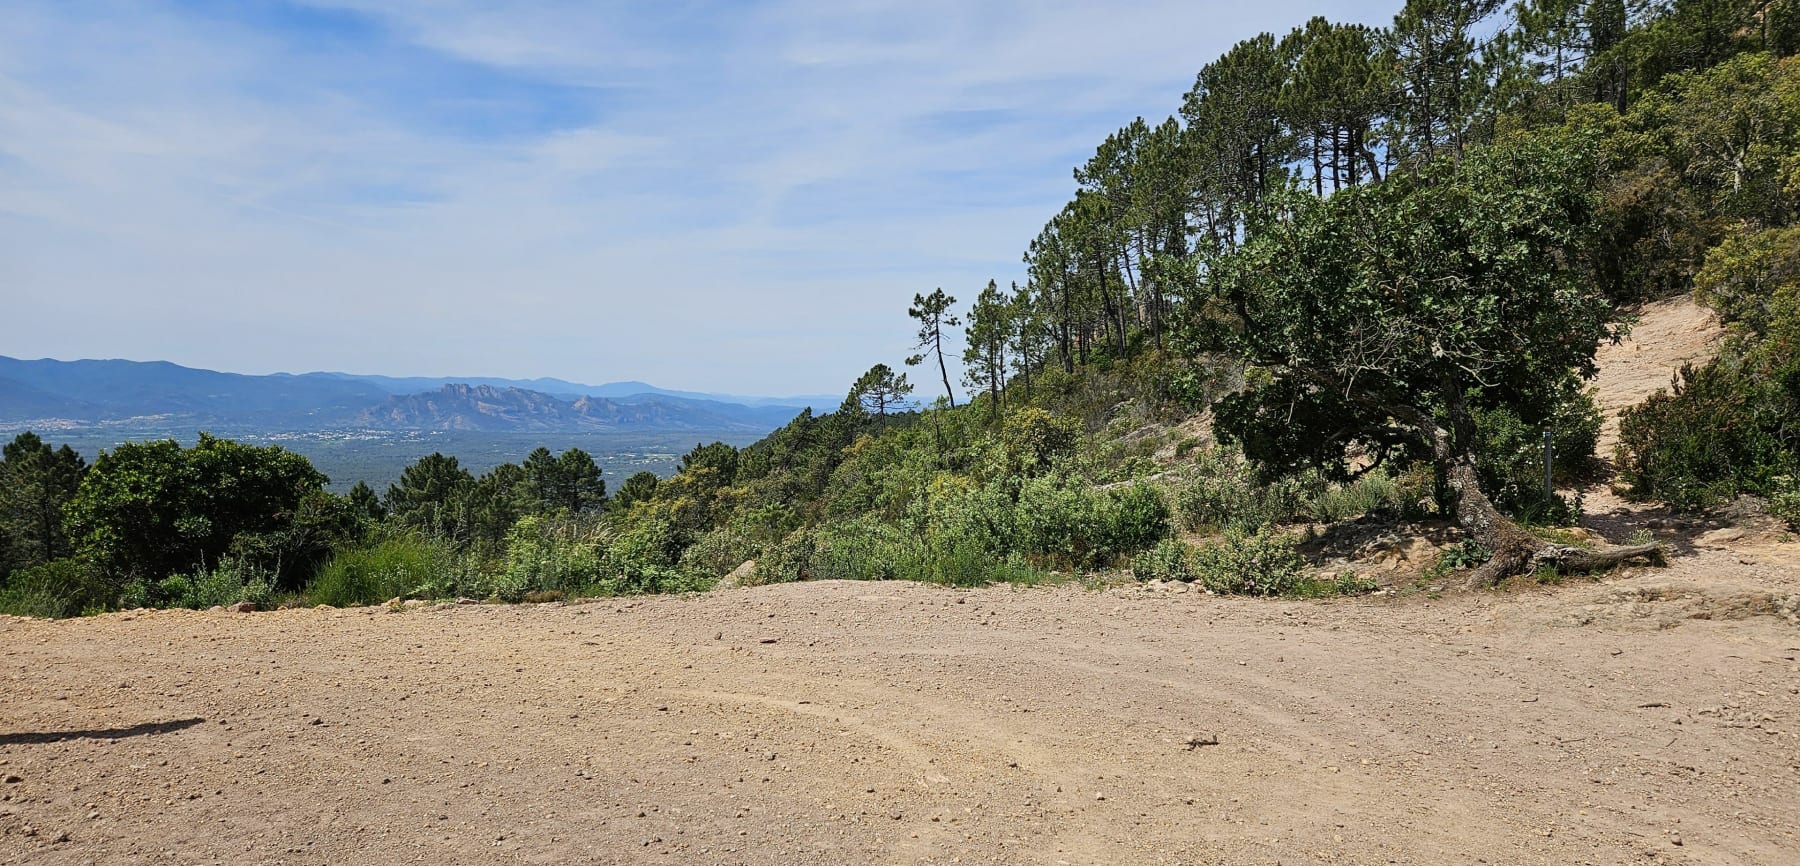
left=3, top=550, right=1797, bottom=866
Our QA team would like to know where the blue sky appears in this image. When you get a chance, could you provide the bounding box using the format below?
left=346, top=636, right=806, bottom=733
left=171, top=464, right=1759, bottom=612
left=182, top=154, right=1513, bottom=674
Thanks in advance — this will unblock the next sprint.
left=0, top=0, right=1390, bottom=397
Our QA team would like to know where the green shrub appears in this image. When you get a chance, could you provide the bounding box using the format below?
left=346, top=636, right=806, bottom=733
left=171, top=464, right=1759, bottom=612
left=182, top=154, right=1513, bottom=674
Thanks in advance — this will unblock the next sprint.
left=912, top=478, right=1018, bottom=556
left=151, top=561, right=275, bottom=609
left=1191, top=529, right=1306, bottom=597
left=600, top=515, right=697, bottom=594
left=1771, top=476, right=1800, bottom=529
left=1619, top=281, right=1799, bottom=511
left=1105, top=482, right=1171, bottom=553
left=1015, top=475, right=1114, bottom=568
left=0, top=558, right=117, bottom=618
left=1618, top=361, right=1794, bottom=510
left=1424, top=539, right=1493, bottom=582
left=1132, top=538, right=1197, bottom=582
left=1175, top=447, right=1308, bottom=531
left=679, top=525, right=761, bottom=580
left=1308, top=469, right=1421, bottom=523
left=1002, top=407, right=1083, bottom=473
left=782, top=515, right=1050, bottom=587
left=308, top=535, right=444, bottom=606
left=757, top=528, right=819, bottom=584
left=1471, top=388, right=1601, bottom=520
left=1174, top=454, right=1254, bottom=530
left=1288, top=571, right=1380, bottom=598
left=805, top=518, right=917, bottom=582
left=498, top=516, right=605, bottom=601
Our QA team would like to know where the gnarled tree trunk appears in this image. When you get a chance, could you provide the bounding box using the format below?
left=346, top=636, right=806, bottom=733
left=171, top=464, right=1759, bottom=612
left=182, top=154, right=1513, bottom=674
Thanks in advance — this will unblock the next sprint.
left=1425, top=420, right=1661, bottom=588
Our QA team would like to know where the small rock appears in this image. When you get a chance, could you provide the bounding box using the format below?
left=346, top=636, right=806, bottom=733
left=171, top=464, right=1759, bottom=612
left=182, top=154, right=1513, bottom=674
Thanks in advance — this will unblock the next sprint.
left=227, top=601, right=257, bottom=613
left=1700, top=527, right=1745, bottom=546
left=1670, top=833, right=1683, bottom=846
left=2, top=774, right=21, bottom=784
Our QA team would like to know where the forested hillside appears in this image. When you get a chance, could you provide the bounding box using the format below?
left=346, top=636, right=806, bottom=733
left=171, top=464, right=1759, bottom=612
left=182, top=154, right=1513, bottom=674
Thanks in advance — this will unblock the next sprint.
left=4, top=0, right=1799, bottom=616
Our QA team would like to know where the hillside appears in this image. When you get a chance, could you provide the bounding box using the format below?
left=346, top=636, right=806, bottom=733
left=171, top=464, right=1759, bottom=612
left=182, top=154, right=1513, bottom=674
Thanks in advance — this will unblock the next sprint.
left=353, top=385, right=801, bottom=433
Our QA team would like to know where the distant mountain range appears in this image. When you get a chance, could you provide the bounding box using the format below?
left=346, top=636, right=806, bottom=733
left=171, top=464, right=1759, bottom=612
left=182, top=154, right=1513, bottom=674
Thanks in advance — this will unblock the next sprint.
left=0, top=356, right=835, bottom=434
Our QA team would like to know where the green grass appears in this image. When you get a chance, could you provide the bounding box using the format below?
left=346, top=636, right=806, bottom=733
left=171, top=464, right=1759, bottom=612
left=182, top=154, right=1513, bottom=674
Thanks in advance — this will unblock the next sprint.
left=307, top=536, right=443, bottom=606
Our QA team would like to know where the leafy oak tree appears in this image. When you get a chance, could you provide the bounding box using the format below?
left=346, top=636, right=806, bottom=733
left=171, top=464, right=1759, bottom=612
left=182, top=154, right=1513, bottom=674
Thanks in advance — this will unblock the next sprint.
left=65, top=434, right=327, bottom=583
left=1211, top=130, right=1658, bottom=584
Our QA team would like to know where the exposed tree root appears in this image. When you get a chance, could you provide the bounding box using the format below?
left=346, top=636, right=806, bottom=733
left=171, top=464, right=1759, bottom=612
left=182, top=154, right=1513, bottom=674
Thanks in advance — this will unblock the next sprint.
left=1465, top=540, right=1665, bottom=589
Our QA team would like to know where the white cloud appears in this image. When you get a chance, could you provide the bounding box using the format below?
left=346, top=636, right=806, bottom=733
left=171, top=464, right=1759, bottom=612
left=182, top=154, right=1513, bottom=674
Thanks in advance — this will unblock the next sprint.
left=0, top=0, right=1392, bottom=394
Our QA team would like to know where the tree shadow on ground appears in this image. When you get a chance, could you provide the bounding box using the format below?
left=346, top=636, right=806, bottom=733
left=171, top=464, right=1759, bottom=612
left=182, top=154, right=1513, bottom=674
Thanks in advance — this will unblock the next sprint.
left=0, top=717, right=205, bottom=746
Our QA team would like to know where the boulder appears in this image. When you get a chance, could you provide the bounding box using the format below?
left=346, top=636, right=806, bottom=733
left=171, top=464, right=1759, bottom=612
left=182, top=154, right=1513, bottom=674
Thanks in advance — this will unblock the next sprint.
left=718, top=560, right=757, bottom=590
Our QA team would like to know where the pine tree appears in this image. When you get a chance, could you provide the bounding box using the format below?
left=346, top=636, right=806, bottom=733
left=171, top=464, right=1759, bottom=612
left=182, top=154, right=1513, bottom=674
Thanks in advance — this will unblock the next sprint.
left=962, top=280, right=1014, bottom=423
left=906, top=289, right=961, bottom=407
left=0, top=432, right=86, bottom=575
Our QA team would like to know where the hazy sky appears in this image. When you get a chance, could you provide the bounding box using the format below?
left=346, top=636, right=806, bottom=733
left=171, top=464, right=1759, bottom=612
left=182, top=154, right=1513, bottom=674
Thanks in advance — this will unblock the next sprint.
left=1, top=0, right=1391, bottom=396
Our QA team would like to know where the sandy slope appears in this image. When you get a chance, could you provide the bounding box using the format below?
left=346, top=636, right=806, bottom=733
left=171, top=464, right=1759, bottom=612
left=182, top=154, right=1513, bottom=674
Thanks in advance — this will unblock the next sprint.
left=2, top=566, right=1796, bottom=866
left=1591, top=296, right=1724, bottom=456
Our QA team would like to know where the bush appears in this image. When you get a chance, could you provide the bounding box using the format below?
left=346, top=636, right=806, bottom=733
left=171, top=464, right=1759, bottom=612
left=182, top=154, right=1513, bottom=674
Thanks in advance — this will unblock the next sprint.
left=999, top=471, right=1167, bottom=565
left=757, top=528, right=820, bottom=584
left=1471, top=388, right=1601, bottom=521
left=1132, top=538, right=1197, bottom=582
left=679, top=525, right=761, bottom=580
left=1618, top=361, right=1794, bottom=510
left=1002, top=408, right=1082, bottom=473
left=805, top=518, right=919, bottom=582
left=1619, top=278, right=1800, bottom=511
left=150, top=561, right=275, bottom=610
left=308, top=536, right=445, bottom=606
left=1771, top=476, right=1800, bottom=530
left=600, top=515, right=700, bottom=594
left=1308, top=469, right=1420, bottom=523
left=497, top=516, right=605, bottom=601
left=1106, top=482, right=1171, bottom=552
left=1174, top=447, right=1308, bottom=531
left=0, top=558, right=116, bottom=618
left=911, top=477, right=1018, bottom=557
left=1191, top=529, right=1307, bottom=597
